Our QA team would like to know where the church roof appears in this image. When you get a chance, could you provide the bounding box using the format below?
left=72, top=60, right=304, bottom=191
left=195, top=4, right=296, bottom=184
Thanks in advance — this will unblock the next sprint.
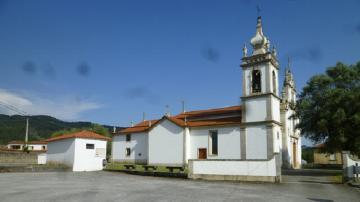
left=116, top=105, right=242, bottom=135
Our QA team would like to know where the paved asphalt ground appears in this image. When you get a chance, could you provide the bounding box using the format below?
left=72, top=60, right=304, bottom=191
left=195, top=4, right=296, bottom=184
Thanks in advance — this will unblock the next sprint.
left=0, top=171, right=359, bottom=202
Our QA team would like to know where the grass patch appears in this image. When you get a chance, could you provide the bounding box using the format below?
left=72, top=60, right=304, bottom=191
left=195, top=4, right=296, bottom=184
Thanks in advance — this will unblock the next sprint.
left=105, top=162, right=187, bottom=174
left=330, top=171, right=343, bottom=183
left=329, top=175, right=343, bottom=183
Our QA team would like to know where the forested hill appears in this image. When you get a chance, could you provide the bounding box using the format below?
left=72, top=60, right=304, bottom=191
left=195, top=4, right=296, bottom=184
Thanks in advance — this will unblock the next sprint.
left=0, top=114, right=122, bottom=145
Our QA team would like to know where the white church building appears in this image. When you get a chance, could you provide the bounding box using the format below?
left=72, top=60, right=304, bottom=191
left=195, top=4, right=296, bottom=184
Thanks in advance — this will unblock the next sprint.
left=112, top=16, right=301, bottom=182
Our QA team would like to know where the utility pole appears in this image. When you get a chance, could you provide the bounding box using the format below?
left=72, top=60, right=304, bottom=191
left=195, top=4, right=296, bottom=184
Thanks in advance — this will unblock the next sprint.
left=24, top=117, right=29, bottom=150
left=0, top=101, right=30, bottom=151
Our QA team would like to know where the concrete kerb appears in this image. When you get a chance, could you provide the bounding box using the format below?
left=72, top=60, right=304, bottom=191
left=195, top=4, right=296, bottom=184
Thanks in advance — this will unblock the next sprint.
left=347, top=181, right=360, bottom=189
left=0, top=164, right=71, bottom=173
left=103, top=169, right=187, bottom=179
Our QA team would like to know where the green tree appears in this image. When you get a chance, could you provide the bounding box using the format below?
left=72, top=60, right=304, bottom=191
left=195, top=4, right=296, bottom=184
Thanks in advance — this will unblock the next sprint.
left=302, top=147, right=314, bottom=163
left=295, top=62, right=360, bottom=156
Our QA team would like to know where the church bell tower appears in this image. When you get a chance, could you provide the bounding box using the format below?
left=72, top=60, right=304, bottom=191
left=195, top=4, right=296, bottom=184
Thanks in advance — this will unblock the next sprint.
left=240, top=17, right=282, bottom=161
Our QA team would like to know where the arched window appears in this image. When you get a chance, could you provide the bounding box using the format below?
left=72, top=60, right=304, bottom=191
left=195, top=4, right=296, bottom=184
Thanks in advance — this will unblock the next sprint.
left=252, top=70, right=261, bottom=93
left=272, top=70, right=276, bottom=94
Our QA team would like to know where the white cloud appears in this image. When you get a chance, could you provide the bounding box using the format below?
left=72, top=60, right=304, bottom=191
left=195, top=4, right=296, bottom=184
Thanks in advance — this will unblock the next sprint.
left=0, top=89, right=102, bottom=120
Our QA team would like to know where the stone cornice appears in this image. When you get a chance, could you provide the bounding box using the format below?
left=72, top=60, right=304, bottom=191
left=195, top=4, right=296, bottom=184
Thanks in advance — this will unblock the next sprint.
left=240, top=52, right=279, bottom=69
left=241, top=92, right=281, bottom=101
left=240, top=120, right=283, bottom=127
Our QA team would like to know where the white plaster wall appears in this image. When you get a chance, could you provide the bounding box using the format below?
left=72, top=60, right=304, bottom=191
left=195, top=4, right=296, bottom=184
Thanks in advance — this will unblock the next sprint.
left=244, top=97, right=267, bottom=122
left=244, top=69, right=251, bottom=96
left=148, top=119, right=184, bottom=165
left=246, top=125, right=267, bottom=159
left=112, top=135, right=125, bottom=161
left=297, top=137, right=302, bottom=167
left=270, top=65, right=278, bottom=95
left=37, top=153, right=47, bottom=164
left=73, top=138, right=107, bottom=171
left=273, top=125, right=282, bottom=154
left=47, top=139, right=75, bottom=168
left=343, top=152, right=360, bottom=178
left=189, top=126, right=241, bottom=160
left=283, top=105, right=302, bottom=168
left=8, top=144, right=47, bottom=151
left=112, top=132, right=148, bottom=163
left=29, top=144, right=47, bottom=150
left=272, top=97, right=280, bottom=122
left=191, top=157, right=277, bottom=177
left=184, top=127, right=191, bottom=163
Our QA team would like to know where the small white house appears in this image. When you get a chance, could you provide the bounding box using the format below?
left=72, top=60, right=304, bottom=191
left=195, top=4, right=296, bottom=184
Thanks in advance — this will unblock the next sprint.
left=46, top=130, right=110, bottom=172
left=7, top=140, right=47, bottom=151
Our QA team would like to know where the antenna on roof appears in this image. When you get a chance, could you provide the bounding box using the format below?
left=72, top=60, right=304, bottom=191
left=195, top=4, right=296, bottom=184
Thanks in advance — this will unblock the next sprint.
left=130, top=121, right=134, bottom=127
left=165, top=105, right=170, bottom=117
left=142, top=112, right=146, bottom=121
left=182, top=100, right=186, bottom=113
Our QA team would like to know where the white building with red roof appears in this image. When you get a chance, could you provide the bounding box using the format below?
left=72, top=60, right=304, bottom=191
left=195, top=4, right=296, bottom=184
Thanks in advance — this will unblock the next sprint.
left=112, top=16, right=301, bottom=182
left=46, top=130, right=111, bottom=171
left=7, top=140, right=47, bottom=151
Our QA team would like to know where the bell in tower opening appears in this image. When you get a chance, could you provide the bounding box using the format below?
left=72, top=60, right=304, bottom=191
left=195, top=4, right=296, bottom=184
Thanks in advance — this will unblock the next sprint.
left=252, top=70, right=261, bottom=93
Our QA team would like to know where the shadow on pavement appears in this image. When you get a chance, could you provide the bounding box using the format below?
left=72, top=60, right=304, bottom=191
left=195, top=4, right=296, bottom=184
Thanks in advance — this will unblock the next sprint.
left=307, top=198, right=334, bottom=202
left=282, top=169, right=342, bottom=177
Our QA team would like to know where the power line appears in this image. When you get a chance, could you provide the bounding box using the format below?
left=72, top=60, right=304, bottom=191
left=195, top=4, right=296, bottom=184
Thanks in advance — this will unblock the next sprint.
left=0, top=101, right=28, bottom=116
left=0, top=100, right=30, bottom=146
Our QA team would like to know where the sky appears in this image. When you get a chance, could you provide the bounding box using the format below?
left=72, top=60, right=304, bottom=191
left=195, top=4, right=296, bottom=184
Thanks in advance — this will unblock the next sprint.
left=0, top=0, right=359, bottom=136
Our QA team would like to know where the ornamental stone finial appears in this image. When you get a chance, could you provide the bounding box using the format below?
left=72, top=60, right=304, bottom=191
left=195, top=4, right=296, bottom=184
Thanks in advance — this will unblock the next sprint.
left=242, top=44, right=248, bottom=57
left=250, top=16, right=268, bottom=55
left=272, top=46, right=277, bottom=57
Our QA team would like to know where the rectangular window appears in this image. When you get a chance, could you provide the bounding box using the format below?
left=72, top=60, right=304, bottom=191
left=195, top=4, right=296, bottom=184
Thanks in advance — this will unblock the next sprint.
left=126, top=148, right=131, bottom=156
left=11, top=145, right=21, bottom=150
left=86, top=144, right=95, bottom=149
left=209, top=130, right=218, bottom=155
left=329, top=153, right=336, bottom=161
left=126, top=134, right=131, bottom=142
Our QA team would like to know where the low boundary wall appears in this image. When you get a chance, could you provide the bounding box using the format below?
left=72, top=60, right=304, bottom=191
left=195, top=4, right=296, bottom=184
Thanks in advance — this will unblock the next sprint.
left=0, top=150, right=46, bottom=165
left=342, top=151, right=360, bottom=182
left=188, top=154, right=281, bottom=183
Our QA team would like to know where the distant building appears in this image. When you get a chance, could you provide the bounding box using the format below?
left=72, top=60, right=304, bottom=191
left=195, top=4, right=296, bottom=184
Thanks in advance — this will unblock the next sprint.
left=313, top=144, right=342, bottom=166
left=7, top=140, right=47, bottom=151
left=46, top=130, right=111, bottom=171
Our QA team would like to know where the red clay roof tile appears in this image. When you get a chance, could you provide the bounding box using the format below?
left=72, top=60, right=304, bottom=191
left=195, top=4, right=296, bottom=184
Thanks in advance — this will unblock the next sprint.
left=46, top=130, right=111, bottom=142
left=116, top=105, right=242, bottom=135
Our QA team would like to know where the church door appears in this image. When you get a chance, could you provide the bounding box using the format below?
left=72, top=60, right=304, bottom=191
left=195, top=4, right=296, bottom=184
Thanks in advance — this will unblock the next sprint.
left=292, top=142, right=297, bottom=168
left=198, top=148, right=207, bottom=159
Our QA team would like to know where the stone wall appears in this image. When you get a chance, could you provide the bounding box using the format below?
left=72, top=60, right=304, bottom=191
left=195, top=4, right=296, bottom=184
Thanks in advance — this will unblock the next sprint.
left=314, top=150, right=342, bottom=165
left=0, top=150, right=42, bottom=164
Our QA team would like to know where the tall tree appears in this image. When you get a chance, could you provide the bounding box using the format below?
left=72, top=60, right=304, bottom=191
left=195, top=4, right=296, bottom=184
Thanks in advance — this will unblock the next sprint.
left=295, top=62, right=360, bottom=156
